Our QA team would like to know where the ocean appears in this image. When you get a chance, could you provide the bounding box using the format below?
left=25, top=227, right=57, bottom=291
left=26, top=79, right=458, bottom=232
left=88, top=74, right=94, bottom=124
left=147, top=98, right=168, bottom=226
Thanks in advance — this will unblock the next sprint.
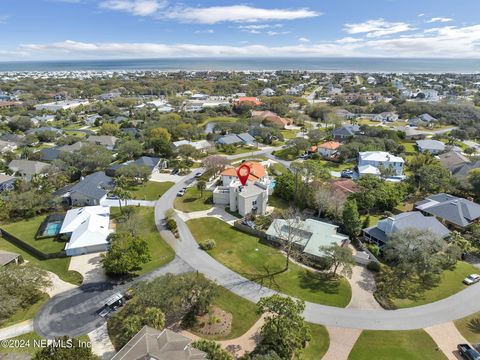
left=0, top=58, right=479, bottom=73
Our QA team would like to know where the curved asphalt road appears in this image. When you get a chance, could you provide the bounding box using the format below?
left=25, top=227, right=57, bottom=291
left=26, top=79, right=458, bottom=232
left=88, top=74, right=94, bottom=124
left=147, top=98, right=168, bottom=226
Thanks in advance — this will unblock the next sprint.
left=34, top=150, right=480, bottom=338
left=155, top=172, right=480, bottom=331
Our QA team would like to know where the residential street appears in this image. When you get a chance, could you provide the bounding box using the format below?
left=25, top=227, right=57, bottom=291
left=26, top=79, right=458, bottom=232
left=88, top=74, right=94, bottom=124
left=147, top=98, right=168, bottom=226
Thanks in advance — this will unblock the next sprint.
left=32, top=162, right=480, bottom=339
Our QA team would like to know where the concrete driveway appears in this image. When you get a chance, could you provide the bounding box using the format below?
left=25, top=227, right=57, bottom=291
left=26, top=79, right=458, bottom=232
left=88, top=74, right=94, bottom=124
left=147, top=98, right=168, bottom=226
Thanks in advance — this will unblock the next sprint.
left=69, top=253, right=107, bottom=284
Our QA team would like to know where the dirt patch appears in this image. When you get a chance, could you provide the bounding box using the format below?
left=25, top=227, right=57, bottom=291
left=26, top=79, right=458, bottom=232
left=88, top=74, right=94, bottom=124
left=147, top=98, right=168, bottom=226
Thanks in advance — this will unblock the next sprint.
left=191, top=306, right=232, bottom=337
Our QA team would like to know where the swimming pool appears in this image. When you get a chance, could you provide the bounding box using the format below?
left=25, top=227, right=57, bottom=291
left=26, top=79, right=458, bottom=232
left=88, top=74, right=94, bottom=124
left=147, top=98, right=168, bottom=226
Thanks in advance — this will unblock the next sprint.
left=44, top=222, right=62, bottom=236
left=269, top=180, right=277, bottom=190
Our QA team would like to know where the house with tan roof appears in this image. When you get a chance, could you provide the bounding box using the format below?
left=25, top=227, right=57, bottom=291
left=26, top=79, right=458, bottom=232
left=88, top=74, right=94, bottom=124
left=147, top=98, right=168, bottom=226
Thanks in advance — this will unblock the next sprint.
left=213, top=161, right=271, bottom=216
left=251, top=110, right=291, bottom=129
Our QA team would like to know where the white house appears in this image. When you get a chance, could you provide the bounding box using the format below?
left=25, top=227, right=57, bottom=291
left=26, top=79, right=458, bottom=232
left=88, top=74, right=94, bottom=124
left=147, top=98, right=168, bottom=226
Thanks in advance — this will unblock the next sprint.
left=358, top=151, right=405, bottom=179
left=261, top=88, right=276, bottom=96
left=172, top=140, right=213, bottom=152
left=60, top=206, right=113, bottom=256
left=213, top=162, right=271, bottom=216
left=416, top=140, right=446, bottom=154
left=35, top=99, right=89, bottom=112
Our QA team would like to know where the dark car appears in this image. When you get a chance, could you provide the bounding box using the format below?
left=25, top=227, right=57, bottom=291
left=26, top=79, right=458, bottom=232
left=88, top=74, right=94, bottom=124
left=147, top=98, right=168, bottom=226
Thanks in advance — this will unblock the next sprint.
left=194, top=172, right=203, bottom=178
left=458, top=344, right=480, bottom=360
left=341, top=169, right=355, bottom=179
left=171, top=168, right=179, bottom=175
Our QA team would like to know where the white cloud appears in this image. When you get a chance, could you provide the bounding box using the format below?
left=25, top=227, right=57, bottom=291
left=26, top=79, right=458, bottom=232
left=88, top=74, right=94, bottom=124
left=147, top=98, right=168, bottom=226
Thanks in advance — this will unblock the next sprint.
left=426, top=17, right=454, bottom=23
left=344, top=18, right=415, bottom=37
left=238, top=24, right=283, bottom=30
left=336, top=37, right=363, bottom=44
left=418, top=13, right=425, bottom=17
left=100, top=0, right=165, bottom=16
left=100, top=1, right=319, bottom=24
left=266, top=31, right=290, bottom=36
left=165, top=5, right=319, bottom=24
left=194, top=29, right=214, bottom=34
left=10, top=23, right=480, bottom=60
left=298, top=37, right=310, bottom=43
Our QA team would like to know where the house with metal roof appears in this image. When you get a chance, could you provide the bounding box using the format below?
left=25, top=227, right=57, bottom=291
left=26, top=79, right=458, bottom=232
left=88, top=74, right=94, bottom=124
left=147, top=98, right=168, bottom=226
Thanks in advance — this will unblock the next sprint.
left=363, top=211, right=450, bottom=247
left=358, top=151, right=405, bottom=179
left=59, top=205, right=113, bottom=256
left=266, top=218, right=349, bottom=260
left=415, top=193, right=480, bottom=228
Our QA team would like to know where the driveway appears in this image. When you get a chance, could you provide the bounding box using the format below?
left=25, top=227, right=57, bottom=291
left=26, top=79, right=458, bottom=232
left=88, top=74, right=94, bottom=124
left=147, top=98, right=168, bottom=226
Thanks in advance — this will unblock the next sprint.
left=88, top=323, right=116, bottom=360
left=346, top=266, right=382, bottom=310
left=322, top=326, right=362, bottom=360
left=425, top=322, right=469, bottom=360
left=69, top=253, right=107, bottom=284
left=176, top=206, right=240, bottom=225
left=34, top=257, right=192, bottom=338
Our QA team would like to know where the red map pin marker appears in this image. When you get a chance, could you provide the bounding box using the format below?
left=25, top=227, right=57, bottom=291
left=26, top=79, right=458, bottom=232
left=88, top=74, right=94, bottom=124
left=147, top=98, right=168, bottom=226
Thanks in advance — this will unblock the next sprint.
left=236, top=163, right=251, bottom=186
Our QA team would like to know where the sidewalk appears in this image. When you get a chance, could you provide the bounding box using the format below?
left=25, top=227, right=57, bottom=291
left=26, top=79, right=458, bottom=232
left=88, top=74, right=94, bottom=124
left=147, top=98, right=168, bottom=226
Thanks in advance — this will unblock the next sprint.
left=0, top=320, right=33, bottom=340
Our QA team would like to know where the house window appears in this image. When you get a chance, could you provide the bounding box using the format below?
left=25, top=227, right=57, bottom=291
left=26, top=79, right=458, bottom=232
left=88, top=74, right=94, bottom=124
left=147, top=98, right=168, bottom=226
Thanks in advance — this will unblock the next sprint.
left=252, top=200, right=257, bottom=206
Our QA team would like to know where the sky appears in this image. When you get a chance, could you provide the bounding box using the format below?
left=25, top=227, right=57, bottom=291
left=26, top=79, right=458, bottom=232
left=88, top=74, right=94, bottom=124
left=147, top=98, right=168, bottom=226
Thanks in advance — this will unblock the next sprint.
left=0, top=0, right=480, bottom=60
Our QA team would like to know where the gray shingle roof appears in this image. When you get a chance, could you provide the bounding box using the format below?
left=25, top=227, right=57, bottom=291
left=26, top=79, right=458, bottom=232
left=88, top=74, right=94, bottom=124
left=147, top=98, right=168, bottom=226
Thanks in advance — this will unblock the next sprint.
left=364, top=211, right=450, bottom=244
left=333, top=125, right=361, bottom=137
left=69, top=171, right=114, bottom=200
left=416, top=193, right=480, bottom=227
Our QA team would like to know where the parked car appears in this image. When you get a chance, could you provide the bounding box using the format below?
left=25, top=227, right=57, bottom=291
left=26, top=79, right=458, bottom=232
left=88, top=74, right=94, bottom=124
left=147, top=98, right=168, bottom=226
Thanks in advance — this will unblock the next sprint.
left=194, top=172, right=203, bottom=178
left=177, top=189, right=186, bottom=197
left=171, top=168, right=179, bottom=175
left=341, top=169, right=355, bottom=179
left=458, top=344, right=480, bottom=360
left=463, top=274, right=480, bottom=285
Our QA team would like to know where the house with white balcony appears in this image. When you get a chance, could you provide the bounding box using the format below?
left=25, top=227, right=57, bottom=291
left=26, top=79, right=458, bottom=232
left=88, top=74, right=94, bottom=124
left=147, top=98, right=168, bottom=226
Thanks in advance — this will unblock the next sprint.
left=213, top=161, right=271, bottom=216
left=358, top=151, right=405, bottom=180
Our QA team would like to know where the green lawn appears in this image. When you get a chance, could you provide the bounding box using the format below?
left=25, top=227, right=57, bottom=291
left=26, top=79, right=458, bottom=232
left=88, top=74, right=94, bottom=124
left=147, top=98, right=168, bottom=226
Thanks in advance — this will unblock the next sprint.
left=268, top=194, right=290, bottom=211
left=187, top=218, right=352, bottom=307
left=393, top=262, right=478, bottom=308
left=230, top=155, right=269, bottom=164
left=280, top=129, right=299, bottom=140
left=2, top=214, right=66, bottom=254
left=0, top=332, right=90, bottom=356
left=0, top=293, right=49, bottom=328
left=274, top=147, right=299, bottom=161
left=455, top=311, right=480, bottom=344
left=303, top=323, right=330, bottom=360
left=127, top=181, right=174, bottom=200
left=316, top=159, right=352, bottom=172
left=348, top=330, right=447, bottom=360
left=400, top=141, right=417, bottom=154
left=197, top=116, right=238, bottom=127
left=268, top=162, right=289, bottom=176
left=360, top=214, right=382, bottom=227
left=0, top=238, right=83, bottom=285
left=112, top=206, right=174, bottom=275
left=190, top=286, right=261, bottom=340
left=174, top=188, right=213, bottom=213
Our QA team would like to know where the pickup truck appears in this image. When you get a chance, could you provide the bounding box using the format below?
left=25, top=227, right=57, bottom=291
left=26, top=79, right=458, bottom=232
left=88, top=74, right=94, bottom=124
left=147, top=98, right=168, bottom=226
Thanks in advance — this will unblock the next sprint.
left=458, top=344, right=480, bottom=360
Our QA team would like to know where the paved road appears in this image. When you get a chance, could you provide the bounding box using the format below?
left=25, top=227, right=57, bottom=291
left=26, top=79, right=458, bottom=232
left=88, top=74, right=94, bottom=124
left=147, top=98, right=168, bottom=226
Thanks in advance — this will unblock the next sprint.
left=34, top=257, right=192, bottom=338
left=154, top=171, right=480, bottom=331
left=33, top=150, right=480, bottom=338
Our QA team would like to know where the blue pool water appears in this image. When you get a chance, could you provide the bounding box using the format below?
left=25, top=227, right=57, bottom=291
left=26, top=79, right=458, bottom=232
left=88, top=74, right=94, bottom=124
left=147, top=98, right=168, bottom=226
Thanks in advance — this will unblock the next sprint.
left=269, top=180, right=277, bottom=190
left=45, top=222, right=62, bottom=236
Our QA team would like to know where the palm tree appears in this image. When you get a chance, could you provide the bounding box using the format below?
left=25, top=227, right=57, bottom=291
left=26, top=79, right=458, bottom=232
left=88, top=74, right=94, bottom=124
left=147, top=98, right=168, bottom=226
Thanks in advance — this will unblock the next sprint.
left=111, top=187, right=131, bottom=214
left=197, top=180, right=207, bottom=199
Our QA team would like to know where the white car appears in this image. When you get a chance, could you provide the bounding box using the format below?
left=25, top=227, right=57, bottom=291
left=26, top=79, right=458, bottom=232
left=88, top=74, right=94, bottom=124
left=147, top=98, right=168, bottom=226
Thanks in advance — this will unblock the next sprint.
left=463, top=274, right=480, bottom=285
left=176, top=189, right=186, bottom=197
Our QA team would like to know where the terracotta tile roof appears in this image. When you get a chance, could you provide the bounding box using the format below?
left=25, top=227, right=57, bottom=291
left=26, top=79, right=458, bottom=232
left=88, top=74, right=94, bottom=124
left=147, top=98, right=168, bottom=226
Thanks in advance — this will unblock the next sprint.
left=329, top=179, right=359, bottom=194
left=234, top=97, right=263, bottom=106
left=220, top=161, right=267, bottom=182
left=319, top=141, right=342, bottom=150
